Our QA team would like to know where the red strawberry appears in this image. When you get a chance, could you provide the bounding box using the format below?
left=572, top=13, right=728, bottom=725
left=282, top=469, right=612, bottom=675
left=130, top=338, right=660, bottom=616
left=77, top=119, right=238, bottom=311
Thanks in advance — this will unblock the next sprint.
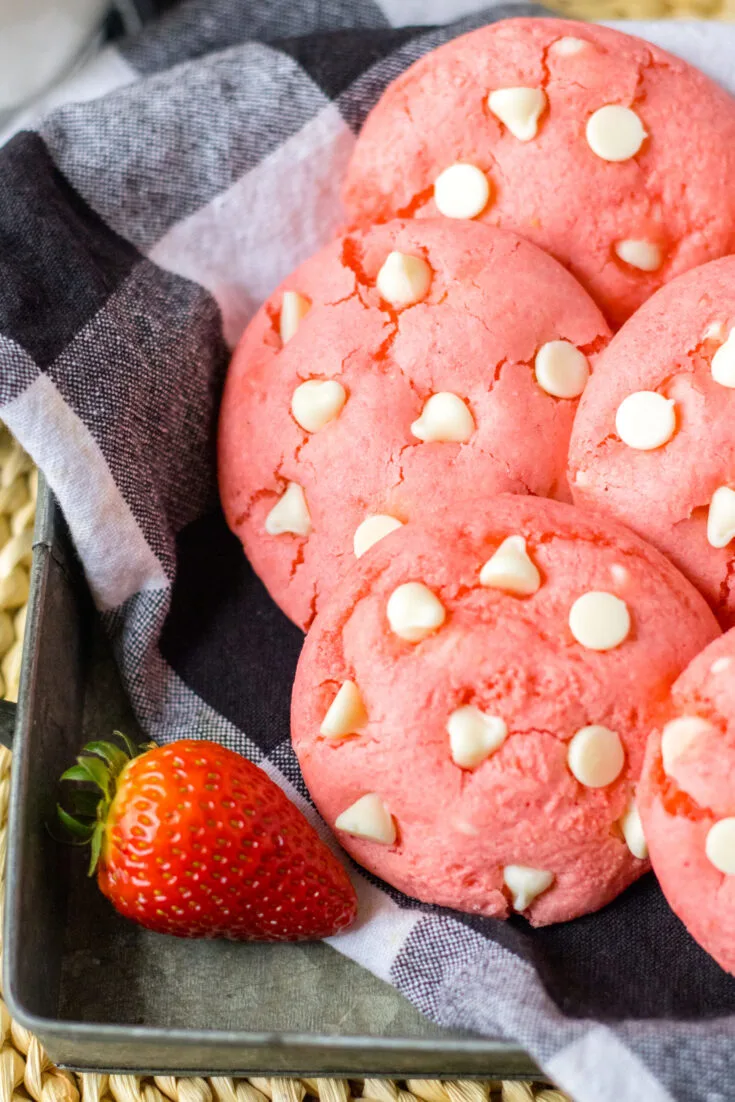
left=58, top=734, right=357, bottom=940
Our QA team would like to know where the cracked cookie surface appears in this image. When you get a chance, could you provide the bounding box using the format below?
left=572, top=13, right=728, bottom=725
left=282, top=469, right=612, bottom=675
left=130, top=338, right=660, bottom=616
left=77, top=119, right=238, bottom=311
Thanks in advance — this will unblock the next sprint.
left=343, top=18, right=735, bottom=327
left=291, top=496, right=718, bottom=925
left=569, top=256, right=735, bottom=628
left=219, top=219, right=609, bottom=628
left=639, top=630, right=735, bottom=974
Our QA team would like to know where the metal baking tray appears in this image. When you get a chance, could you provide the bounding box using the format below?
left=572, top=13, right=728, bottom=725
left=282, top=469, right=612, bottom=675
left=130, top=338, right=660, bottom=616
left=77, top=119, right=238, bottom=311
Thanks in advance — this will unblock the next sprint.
left=2, top=481, right=540, bottom=1078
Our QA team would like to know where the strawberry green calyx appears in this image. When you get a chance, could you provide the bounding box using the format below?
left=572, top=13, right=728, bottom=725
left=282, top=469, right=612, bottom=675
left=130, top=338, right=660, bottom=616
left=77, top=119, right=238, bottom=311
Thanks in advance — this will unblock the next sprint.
left=57, top=730, right=148, bottom=875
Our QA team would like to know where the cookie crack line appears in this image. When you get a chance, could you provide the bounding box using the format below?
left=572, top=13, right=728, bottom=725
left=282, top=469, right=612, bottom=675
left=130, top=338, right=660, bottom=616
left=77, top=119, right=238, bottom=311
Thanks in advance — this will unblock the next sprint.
left=232, top=486, right=273, bottom=529
left=324, top=288, right=368, bottom=310
left=292, top=431, right=310, bottom=468
left=575, top=332, right=609, bottom=358
left=304, top=583, right=319, bottom=632
left=387, top=441, right=416, bottom=493
left=340, top=235, right=397, bottom=322
left=718, top=555, right=735, bottom=619
left=631, top=51, right=652, bottom=111
left=394, top=184, right=435, bottom=222
left=538, top=38, right=554, bottom=94
left=372, top=321, right=400, bottom=370
left=240, top=457, right=298, bottom=529
left=340, top=235, right=372, bottom=289
left=448, top=298, right=515, bottom=390
left=287, top=537, right=307, bottom=586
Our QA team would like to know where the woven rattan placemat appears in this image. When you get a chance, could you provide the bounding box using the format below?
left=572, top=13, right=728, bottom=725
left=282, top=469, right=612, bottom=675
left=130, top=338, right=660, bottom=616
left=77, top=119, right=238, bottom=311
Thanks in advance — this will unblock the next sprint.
left=2, top=0, right=733, bottom=1092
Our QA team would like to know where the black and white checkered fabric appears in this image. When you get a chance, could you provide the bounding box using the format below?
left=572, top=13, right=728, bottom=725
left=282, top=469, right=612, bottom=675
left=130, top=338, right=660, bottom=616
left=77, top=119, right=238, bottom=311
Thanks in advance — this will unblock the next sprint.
left=3, top=3, right=735, bottom=1099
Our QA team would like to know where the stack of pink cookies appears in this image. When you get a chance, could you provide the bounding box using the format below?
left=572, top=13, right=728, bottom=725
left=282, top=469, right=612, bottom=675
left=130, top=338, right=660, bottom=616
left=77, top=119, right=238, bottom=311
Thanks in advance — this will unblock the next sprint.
left=218, top=18, right=735, bottom=973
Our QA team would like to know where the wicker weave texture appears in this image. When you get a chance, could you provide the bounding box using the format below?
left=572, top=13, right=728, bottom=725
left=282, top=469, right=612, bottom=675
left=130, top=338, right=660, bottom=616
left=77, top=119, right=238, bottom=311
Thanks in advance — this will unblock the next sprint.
left=0, top=429, right=34, bottom=703
left=549, top=0, right=734, bottom=17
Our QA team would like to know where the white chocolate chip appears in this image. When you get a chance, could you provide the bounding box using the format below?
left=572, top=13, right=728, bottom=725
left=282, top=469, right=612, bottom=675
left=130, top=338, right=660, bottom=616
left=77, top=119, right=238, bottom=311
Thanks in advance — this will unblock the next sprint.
left=291, top=379, right=346, bottom=433
left=280, top=291, right=311, bottom=344
left=353, top=514, right=404, bottom=559
left=376, top=251, right=432, bottom=308
left=711, top=657, right=732, bottom=675
left=620, top=799, right=648, bottom=860
left=705, top=321, right=726, bottom=342
left=705, top=818, right=735, bottom=875
left=534, top=341, right=590, bottom=399
left=488, top=87, right=547, bottom=142
left=503, top=865, right=554, bottom=912
left=387, top=582, right=446, bottom=643
left=614, top=239, right=662, bottom=272
left=335, top=794, right=396, bottom=845
left=711, top=329, right=735, bottom=388
left=707, top=485, right=735, bottom=548
left=411, top=392, right=475, bottom=443
left=320, top=680, right=367, bottom=739
left=615, top=391, right=676, bottom=451
left=264, top=482, right=311, bottom=537
left=551, top=35, right=587, bottom=55
left=479, top=535, right=541, bottom=596
left=610, top=564, right=629, bottom=586
left=586, top=105, right=646, bottom=162
left=567, top=725, right=625, bottom=788
left=434, top=163, right=491, bottom=220
left=447, top=706, right=508, bottom=769
left=661, top=715, right=714, bottom=774
left=569, top=591, right=631, bottom=651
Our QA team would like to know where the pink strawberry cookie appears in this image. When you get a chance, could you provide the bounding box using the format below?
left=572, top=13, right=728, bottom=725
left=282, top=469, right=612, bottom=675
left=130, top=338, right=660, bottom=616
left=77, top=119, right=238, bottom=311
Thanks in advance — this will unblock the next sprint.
left=569, top=256, right=735, bottom=628
left=639, top=631, right=735, bottom=975
left=219, top=219, right=609, bottom=629
left=292, top=495, right=718, bottom=925
left=343, top=18, right=735, bottom=327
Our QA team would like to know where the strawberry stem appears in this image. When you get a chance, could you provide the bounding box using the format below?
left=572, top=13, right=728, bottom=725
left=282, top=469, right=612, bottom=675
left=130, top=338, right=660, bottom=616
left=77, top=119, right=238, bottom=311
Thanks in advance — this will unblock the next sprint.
left=83, top=741, right=130, bottom=773
left=56, top=805, right=95, bottom=842
left=57, top=731, right=149, bottom=875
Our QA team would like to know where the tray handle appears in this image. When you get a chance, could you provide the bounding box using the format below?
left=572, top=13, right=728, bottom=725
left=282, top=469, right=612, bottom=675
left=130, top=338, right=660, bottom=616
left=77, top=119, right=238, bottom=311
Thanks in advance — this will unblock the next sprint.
left=0, top=700, right=15, bottom=750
